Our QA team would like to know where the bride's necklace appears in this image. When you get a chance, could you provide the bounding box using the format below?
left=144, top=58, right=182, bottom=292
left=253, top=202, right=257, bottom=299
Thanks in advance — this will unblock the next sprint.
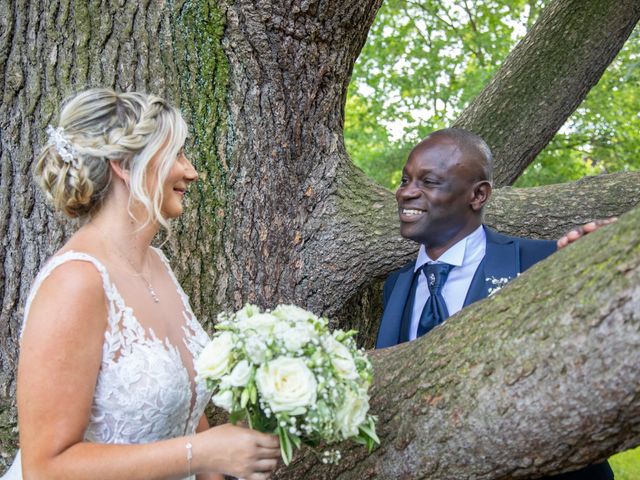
left=117, top=249, right=161, bottom=304
left=92, top=223, right=161, bottom=304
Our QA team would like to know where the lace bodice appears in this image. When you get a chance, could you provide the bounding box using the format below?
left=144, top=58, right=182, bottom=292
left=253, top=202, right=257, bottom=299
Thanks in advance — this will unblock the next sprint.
left=17, top=250, right=212, bottom=478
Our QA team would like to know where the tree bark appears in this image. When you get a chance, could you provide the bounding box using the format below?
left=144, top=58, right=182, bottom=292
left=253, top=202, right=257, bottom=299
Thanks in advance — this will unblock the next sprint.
left=454, top=0, right=640, bottom=187
left=1, top=0, right=639, bottom=476
left=336, top=171, right=640, bottom=349
left=279, top=204, right=640, bottom=479
left=0, top=0, right=233, bottom=461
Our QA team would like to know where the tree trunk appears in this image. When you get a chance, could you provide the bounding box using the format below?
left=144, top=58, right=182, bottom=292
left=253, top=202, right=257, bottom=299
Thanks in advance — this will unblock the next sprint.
left=453, top=0, right=640, bottom=187
left=1, top=0, right=639, bottom=476
left=0, top=0, right=233, bottom=460
left=279, top=204, right=640, bottom=479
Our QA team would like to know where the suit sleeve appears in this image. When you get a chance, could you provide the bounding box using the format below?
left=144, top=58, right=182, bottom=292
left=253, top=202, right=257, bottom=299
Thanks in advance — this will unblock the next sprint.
left=519, top=238, right=557, bottom=272
left=382, top=273, right=398, bottom=308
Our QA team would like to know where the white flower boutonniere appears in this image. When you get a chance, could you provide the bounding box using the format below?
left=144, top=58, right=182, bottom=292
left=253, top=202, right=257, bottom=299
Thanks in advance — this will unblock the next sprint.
left=486, top=275, right=514, bottom=296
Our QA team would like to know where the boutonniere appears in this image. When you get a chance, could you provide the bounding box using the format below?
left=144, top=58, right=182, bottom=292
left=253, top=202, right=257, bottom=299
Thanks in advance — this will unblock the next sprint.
left=486, top=275, right=516, bottom=296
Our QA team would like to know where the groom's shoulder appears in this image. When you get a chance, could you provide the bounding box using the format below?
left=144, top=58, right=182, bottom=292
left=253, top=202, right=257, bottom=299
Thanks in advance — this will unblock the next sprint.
left=383, top=261, right=414, bottom=297
left=386, top=261, right=414, bottom=282
left=485, top=226, right=556, bottom=269
left=382, top=261, right=414, bottom=307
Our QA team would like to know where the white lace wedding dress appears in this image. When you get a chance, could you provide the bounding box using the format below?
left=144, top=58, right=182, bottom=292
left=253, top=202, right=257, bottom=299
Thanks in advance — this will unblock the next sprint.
left=3, top=249, right=212, bottom=480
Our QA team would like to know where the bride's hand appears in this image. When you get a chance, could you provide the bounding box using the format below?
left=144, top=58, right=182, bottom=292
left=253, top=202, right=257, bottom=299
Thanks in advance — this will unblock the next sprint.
left=193, top=423, right=280, bottom=480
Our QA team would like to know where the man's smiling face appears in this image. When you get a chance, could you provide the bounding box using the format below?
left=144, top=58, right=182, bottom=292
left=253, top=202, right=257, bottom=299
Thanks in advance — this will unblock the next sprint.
left=395, top=134, right=486, bottom=256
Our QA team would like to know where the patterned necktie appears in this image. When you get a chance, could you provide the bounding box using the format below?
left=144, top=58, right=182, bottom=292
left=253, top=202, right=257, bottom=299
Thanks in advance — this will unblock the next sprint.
left=417, top=262, right=454, bottom=337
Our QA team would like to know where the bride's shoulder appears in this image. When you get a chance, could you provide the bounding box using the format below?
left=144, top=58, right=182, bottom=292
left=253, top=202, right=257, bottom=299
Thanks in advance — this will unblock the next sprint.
left=44, top=228, right=111, bottom=282
left=21, top=254, right=109, bottom=342
left=27, top=236, right=109, bottom=315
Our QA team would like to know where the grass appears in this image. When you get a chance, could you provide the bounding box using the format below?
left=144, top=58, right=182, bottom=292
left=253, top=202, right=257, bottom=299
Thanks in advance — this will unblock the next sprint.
left=610, top=446, right=640, bottom=480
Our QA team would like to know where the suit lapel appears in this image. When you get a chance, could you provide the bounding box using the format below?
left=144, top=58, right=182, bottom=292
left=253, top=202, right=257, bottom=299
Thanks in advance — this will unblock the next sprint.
left=464, top=226, right=519, bottom=306
left=377, top=266, right=415, bottom=348
left=464, top=257, right=487, bottom=306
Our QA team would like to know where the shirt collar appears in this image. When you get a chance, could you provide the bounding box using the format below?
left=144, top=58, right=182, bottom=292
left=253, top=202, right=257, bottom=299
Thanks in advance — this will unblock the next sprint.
left=415, top=225, right=486, bottom=271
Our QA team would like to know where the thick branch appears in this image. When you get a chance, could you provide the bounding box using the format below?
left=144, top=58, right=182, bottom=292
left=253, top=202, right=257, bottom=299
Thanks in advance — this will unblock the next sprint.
left=219, top=0, right=383, bottom=308
left=454, top=0, right=640, bottom=187
left=307, top=171, right=640, bottom=344
left=280, top=203, right=640, bottom=479
left=483, top=171, right=640, bottom=239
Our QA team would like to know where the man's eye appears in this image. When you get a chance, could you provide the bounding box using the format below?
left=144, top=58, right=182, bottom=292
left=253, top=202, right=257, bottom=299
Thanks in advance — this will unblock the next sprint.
left=400, top=177, right=408, bottom=185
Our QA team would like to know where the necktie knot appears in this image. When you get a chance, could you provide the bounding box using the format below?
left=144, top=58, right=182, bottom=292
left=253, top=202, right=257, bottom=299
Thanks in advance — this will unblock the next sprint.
left=422, top=262, right=453, bottom=295
left=416, top=262, right=453, bottom=338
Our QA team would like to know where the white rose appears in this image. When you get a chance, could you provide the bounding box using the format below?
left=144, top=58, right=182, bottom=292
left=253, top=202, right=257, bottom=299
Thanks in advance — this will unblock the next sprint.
left=335, top=389, right=369, bottom=438
left=245, top=336, right=269, bottom=364
left=256, top=357, right=317, bottom=414
left=211, top=389, right=233, bottom=411
left=227, top=360, right=252, bottom=387
left=196, top=332, right=235, bottom=380
left=235, top=304, right=260, bottom=320
left=239, top=312, right=278, bottom=336
left=274, top=321, right=316, bottom=352
left=323, top=336, right=359, bottom=380
left=272, top=304, right=318, bottom=323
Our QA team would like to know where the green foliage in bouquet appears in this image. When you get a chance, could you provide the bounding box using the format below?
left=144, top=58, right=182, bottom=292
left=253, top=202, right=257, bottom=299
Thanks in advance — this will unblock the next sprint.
left=196, top=304, right=380, bottom=465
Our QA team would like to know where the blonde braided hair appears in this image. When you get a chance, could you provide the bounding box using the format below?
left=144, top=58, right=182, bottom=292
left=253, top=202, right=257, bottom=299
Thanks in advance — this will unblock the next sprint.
left=35, top=88, right=188, bottom=232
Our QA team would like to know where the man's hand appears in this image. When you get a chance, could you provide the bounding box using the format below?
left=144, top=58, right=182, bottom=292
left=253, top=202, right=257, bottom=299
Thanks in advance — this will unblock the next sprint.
left=557, top=217, right=618, bottom=249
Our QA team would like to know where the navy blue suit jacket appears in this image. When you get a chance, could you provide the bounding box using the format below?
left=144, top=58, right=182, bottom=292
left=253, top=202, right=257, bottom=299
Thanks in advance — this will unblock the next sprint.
left=376, top=226, right=556, bottom=349
left=375, top=226, right=613, bottom=480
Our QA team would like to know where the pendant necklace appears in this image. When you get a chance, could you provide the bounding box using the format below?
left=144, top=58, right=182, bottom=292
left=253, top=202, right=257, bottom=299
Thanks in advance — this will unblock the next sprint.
left=92, top=223, right=160, bottom=303
left=121, top=253, right=160, bottom=304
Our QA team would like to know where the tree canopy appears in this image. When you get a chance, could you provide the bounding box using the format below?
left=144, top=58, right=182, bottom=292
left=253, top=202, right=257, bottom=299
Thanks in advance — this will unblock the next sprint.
left=345, top=0, right=640, bottom=189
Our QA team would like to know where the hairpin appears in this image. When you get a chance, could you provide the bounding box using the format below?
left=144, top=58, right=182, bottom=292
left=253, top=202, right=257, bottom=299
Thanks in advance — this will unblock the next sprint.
left=46, top=125, right=80, bottom=169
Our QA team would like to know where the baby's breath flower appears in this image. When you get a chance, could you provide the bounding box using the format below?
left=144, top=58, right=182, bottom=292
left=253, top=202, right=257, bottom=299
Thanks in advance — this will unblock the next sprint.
left=198, top=303, right=378, bottom=465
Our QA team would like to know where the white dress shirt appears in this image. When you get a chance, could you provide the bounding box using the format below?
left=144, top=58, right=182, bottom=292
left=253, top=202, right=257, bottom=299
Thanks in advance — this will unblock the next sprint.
left=409, top=225, right=486, bottom=340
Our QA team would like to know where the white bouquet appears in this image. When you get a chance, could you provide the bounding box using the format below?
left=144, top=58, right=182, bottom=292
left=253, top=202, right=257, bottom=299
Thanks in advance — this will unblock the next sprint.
left=196, top=304, right=379, bottom=465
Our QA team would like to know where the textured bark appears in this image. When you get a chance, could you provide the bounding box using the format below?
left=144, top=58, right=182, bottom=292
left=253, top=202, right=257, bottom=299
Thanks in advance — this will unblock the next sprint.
left=0, top=0, right=232, bottom=463
left=454, top=0, right=640, bottom=187
left=337, top=171, right=640, bottom=350
left=218, top=0, right=383, bottom=314
left=1, top=0, right=639, bottom=476
left=279, top=204, right=640, bottom=480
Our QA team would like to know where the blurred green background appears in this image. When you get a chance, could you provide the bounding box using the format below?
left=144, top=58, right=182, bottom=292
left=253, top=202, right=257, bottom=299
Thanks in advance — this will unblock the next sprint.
left=344, top=1, right=640, bottom=476
left=345, top=0, right=640, bottom=190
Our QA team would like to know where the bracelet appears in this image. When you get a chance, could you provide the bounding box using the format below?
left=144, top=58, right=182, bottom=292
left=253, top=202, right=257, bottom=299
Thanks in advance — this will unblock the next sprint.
left=185, top=441, right=193, bottom=477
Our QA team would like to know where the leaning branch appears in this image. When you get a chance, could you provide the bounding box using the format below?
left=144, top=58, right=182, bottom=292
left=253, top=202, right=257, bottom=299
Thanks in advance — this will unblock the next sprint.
left=280, top=204, right=640, bottom=479
left=454, top=0, right=640, bottom=186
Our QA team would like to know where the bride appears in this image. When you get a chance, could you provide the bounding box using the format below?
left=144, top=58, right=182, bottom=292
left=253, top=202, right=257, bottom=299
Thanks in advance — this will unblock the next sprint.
left=6, top=89, right=279, bottom=479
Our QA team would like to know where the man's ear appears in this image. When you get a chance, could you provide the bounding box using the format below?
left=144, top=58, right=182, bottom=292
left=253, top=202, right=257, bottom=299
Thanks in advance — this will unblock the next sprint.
left=109, top=159, right=130, bottom=184
left=470, top=180, right=492, bottom=211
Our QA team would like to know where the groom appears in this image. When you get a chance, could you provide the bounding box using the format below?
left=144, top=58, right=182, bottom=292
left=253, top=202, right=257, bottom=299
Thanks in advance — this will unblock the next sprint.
left=376, top=128, right=613, bottom=479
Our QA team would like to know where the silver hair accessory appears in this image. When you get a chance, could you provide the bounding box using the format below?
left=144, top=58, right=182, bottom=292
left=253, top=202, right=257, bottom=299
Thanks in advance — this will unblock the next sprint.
left=46, top=125, right=80, bottom=169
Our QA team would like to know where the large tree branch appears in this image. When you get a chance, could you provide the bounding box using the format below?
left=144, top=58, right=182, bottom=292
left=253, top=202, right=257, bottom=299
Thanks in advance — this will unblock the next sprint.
left=304, top=171, right=640, bottom=343
left=453, top=0, right=640, bottom=187
left=279, top=203, right=640, bottom=479
left=212, top=0, right=384, bottom=312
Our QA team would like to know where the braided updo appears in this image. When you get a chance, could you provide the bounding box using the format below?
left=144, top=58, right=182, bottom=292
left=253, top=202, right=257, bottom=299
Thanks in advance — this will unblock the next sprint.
left=35, top=88, right=188, bottom=230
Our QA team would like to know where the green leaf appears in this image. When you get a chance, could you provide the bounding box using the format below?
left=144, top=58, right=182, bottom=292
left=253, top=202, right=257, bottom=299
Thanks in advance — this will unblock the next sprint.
left=358, top=417, right=380, bottom=452
left=250, top=383, right=257, bottom=404
left=277, top=426, right=294, bottom=465
left=229, top=410, right=245, bottom=425
left=240, top=388, right=250, bottom=409
left=290, top=433, right=302, bottom=449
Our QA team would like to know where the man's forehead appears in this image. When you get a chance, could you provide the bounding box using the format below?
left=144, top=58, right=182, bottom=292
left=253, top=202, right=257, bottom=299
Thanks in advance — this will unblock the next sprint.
left=408, top=135, right=481, bottom=169
left=408, top=138, right=462, bottom=164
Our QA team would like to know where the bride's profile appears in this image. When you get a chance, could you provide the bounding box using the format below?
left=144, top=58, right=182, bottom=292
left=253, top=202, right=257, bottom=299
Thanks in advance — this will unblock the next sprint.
left=5, top=88, right=279, bottom=480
